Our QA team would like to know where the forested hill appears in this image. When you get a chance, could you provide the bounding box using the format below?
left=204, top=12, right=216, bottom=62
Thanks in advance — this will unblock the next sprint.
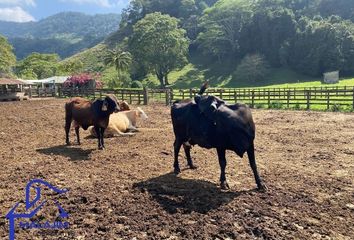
left=99, top=0, right=354, bottom=88
left=0, top=12, right=121, bottom=59
left=7, top=0, right=353, bottom=88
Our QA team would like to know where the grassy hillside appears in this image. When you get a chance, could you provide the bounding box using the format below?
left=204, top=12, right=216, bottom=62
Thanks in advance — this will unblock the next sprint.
left=62, top=43, right=354, bottom=89
left=61, top=44, right=120, bottom=87
left=61, top=44, right=107, bottom=72
left=144, top=62, right=354, bottom=89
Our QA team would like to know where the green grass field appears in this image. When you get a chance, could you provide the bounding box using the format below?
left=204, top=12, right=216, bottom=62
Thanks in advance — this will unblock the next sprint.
left=144, top=63, right=354, bottom=89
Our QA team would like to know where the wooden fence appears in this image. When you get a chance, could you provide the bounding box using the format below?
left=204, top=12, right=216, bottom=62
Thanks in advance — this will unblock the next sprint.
left=172, top=86, right=354, bottom=110
left=29, top=86, right=354, bottom=111
left=25, top=87, right=55, bottom=98
left=56, top=87, right=175, bottom=106
left=57, top=87, right=149, bottom=105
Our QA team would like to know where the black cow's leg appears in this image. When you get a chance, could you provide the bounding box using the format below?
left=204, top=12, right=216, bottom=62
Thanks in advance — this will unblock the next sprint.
left=173, top=139, right=183, bottom=174
left=75, top=126, right=80, bottom=145
left=217, top=148, right=229, bottom=190
left=247, top=142, right=267, bottom=191
left=94, top=126, right=103, bottom=150
left=183, top=143, right=197, bottom=169
left=100, top=128, right=105, bottom=149
left=65, top=116, right=71, bottom=146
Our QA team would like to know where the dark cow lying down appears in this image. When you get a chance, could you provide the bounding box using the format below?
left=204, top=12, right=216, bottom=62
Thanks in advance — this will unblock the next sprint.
left=171, top=85, right=267, bottom=191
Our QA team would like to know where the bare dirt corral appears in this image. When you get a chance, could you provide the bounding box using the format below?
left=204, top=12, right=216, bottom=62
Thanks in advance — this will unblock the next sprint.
left=0, top=99, right=353, bottom=240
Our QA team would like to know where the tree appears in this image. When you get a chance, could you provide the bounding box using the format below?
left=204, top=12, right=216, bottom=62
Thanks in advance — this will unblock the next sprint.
left=288, top=18, right=354, bottom=76
left=0, top=35, right=16, bottom=77
left=243, top=7, right=296, bottom=66
left=129, top=12, right=189, bottom=87
left=104, top=47, right=132, bottom=87
left=197, top=0, right=254, bottom=61
left=15, top=53, right=59, bottom=79
left=318, top=0, right=354, bottom=21
left=58, top=60, right=84, bottom=75
left=233, top=54, right=270, bottom=82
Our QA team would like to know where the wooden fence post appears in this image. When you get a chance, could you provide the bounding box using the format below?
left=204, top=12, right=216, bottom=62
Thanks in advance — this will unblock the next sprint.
left=327, top=91, right=330, bottom=110
left=251, top=90, right=255, bottom=108
left=28, top=85, right=32, bottom=98
left=189, top=89, right=193, bottom=99
left=352, top=87, right=354, bottom=110
left=143, top=87, right=149, bottom=105
left=306, top=90, right=310, bottom=110
left=287, top=90, right=290, bottom=108
left=268, top=91, right=270, bottom=107
left=165, top=89, right=171, bottom=106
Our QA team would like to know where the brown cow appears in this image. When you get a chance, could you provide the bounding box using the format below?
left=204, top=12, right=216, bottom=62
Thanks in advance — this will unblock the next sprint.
left=65, top=94, right=120, bottom=149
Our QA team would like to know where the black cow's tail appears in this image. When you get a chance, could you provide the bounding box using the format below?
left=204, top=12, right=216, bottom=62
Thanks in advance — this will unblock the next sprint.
left=198, top=81, right=209, bottom=95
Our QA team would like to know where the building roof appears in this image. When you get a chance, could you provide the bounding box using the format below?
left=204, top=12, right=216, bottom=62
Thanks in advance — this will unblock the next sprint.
left=25, top=76, right=69, bottom=85
left=0, top=78, right=29, bottom=85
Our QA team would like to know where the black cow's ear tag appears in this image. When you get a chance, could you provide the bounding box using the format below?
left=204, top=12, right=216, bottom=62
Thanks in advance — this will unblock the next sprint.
left=102, top=101, right=108, bottom=111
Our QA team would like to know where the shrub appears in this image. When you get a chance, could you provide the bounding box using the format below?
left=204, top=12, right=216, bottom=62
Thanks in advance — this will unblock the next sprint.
left=293, top=103, right=301, bottom=110
left=330, top=103, right=343, bottom=112
left=233, top=54, right=270, bottom=83
left=254, top=103, right=265, bottom=109
left=268, top=101, right=283, bottom=109
left=64, top=73, right=103, bottom=89
left=105, top=71, right=132, bottom=88
left=131, top=80, right=144, bottom=88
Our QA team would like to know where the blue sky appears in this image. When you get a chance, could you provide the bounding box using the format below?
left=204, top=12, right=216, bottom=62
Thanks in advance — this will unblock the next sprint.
left=0, top=0, right=130, bottom=22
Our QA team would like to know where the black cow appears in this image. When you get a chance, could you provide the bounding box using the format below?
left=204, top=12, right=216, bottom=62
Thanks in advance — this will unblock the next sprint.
left=171, top=86, right=267, bottom=191
left=65, top=94, right=120, bottom=150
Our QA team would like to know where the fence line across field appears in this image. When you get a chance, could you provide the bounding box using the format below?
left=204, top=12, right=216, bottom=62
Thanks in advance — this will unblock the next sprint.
left=173, top=86, right=354, bottom=110
left=25, top=86, right=354, bottom=110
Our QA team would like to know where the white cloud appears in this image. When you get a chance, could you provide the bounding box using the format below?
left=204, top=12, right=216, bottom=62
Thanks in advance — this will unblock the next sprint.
left=0, top=7, right=35, bottom=22
left=58, top=0, right=130, bottom=8
left=112, top=0, right=130, bottom=8
left=59, top=0, right=112, bottom=8
left=0, top=0, right=36, bottom=7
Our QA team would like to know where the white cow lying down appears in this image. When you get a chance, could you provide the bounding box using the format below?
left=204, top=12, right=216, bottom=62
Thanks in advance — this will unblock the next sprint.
left=89, top=107, right=148, bottom=137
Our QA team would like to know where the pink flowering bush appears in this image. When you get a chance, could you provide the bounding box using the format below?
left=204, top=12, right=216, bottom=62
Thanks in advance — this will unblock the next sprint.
left=64, top=73, right=103, bottom=89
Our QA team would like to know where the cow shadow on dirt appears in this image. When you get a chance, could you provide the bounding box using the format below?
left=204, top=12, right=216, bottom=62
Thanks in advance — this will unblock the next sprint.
left=134, top=173, right=254, bottom=214
left=36, top=145, right=94, bottom=161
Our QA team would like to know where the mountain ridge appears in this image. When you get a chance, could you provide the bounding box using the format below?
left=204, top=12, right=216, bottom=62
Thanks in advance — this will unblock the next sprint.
left=0, top=11, right=121, bottom=59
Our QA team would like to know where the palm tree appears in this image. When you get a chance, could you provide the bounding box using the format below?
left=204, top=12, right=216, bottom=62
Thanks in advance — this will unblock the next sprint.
left=104, top=47, right=132, bottom=83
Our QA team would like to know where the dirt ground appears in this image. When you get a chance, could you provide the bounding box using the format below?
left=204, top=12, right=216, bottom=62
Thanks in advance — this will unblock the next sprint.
left=0, top=99, right=353, bottom=240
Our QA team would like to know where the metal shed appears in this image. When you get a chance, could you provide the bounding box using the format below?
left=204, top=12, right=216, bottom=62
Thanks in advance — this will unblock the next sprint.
left=0, top=78, right=30, bottom=101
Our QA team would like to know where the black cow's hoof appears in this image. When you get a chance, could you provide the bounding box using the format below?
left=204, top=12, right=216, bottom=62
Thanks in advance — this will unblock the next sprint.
left=220, top=181, right=230, bottom=190
left=189, top=164, right=198, bottom=170
left=257, top=183, right=268, bottom=192
left=174, top=168, right=181, bottom=175
left=98, top=146, right=105, bottom=150
left=66, top=142, right=71, bottom=146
